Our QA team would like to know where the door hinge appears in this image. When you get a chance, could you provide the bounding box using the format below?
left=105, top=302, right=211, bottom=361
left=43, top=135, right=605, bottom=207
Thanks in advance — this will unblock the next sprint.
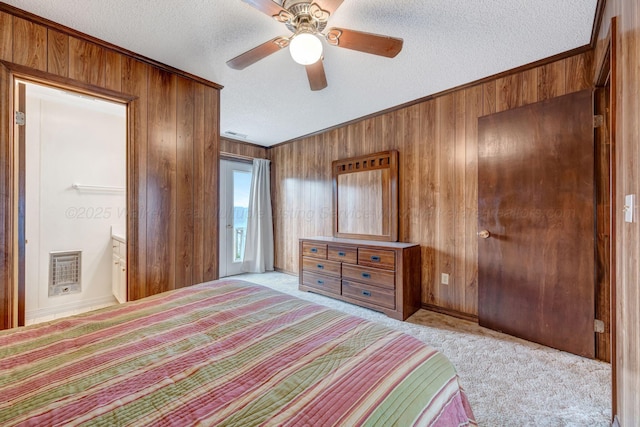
left=594, top=319, right=605, bottom=333
left=593, top=115, right=604, bottom=128
left=15, top=111, right=25, bottom=126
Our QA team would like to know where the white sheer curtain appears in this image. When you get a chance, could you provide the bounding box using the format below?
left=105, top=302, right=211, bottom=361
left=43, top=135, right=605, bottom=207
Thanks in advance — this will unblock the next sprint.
left=242, top=159, right=274, bottom=273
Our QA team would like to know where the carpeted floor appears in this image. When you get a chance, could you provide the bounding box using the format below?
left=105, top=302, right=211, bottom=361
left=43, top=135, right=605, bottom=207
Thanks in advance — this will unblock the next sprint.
left=238, top=271, right=611, bottom=427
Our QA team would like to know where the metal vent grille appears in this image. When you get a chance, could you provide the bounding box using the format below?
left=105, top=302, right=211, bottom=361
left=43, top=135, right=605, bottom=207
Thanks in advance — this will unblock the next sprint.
left=49, top=251, right=82, bottom=296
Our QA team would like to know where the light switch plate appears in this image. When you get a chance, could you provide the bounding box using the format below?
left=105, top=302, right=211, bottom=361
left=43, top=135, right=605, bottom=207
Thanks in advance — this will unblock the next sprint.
left=625, top=194, right=635, bottom=223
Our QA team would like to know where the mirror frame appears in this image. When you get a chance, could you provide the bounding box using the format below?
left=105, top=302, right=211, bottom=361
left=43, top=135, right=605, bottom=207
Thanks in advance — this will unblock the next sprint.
left=332, top=150, right=399, bottom=242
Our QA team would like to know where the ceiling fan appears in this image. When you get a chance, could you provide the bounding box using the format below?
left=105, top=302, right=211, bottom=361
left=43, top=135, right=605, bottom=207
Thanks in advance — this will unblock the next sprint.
left=227, top=0, right=404, bottom=91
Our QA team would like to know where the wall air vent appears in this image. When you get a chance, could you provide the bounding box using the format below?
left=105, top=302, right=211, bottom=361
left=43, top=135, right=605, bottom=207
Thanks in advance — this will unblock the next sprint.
left=49, top=251, right=82, bottom=296
left=224, top=130, right=248, bottom=139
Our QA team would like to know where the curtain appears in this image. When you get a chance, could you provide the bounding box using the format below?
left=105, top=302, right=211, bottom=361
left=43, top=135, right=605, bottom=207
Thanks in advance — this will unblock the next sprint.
left=242, top=159, right=274, bottom=273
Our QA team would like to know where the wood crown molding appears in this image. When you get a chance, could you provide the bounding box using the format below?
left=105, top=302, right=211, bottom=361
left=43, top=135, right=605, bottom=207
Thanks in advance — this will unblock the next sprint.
left=270, top=44, right=593, bottom=148
left=1, top=1, right=604, bottom=147
left=590, top=0, right=608, bottom=48
left=271, top=1, right=607, bottom=148
left=0, top=2, right=223, bottom=90
left=220, top=137, right=266, bottom=151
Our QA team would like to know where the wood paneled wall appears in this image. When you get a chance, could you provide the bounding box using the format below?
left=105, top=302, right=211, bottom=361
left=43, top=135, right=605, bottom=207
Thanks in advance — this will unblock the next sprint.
left=269, top=51, right=593, bottom=317
left=0, top=6, right=221, bottom=328
left=220, top=137, right=268, bottom=159
left=596, top=1, right=640, bottom=424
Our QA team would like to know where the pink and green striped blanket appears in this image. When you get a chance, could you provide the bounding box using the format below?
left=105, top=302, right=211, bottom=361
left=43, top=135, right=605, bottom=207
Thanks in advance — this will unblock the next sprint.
left=0, top=279, right=476, bottom=426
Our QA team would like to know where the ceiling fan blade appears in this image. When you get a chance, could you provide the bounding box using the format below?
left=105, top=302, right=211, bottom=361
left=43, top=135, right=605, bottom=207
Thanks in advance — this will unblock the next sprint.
left=227, top=37, right=289, bottom=70
left=325, top=28, right=403, bottom=58
left=319, top=0, right=344, bottom=15
left=242, top=0, right=290, bottom=20
left=306, top=60, right=328, bottom=91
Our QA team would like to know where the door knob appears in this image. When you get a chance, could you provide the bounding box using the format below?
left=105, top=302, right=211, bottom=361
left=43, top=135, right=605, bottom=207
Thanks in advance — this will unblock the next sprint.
left=478, top=230, right=491, bottom=239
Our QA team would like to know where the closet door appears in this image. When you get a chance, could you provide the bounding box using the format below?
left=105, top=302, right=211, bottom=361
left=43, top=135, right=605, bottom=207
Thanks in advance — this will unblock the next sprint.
left=477, top=89, right=595, bottom=358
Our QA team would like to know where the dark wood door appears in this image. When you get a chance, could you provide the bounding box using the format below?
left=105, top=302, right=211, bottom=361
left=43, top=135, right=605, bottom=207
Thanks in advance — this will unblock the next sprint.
left=478, top=89, right=595, bottom=358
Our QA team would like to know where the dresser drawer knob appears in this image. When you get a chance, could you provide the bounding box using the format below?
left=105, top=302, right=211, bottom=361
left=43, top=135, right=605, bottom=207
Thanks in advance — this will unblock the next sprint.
left=317, top=264, right=324, bottom=269
left=370, top=256, right=381, bottom=262
left=362, top=290, right=372, bottom=297
left=361, top=272, right=371, bottom=279
left=317, top=280, right=324, bottom=285
left=310, top=248, right=318, bottom=253
left=338, top=251, right=346, bottom=257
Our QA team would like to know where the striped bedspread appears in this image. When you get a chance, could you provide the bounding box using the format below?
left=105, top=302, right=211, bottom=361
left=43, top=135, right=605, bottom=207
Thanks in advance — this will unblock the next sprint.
left=0, top=279, right=476, bottom=426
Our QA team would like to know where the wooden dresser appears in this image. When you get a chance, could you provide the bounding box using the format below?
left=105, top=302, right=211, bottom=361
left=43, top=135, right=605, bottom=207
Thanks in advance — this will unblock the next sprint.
left=299, top=237, right=421, bottom=320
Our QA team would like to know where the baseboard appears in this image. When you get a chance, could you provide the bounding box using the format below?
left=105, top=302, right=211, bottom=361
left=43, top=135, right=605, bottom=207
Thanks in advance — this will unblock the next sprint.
left=612, top=415, right=620, bottom=427
left=25, top=294, right=117, bottom=321
left=422, top=303, right=479, bottom=323
left=274, top=267, right=298, bottom=277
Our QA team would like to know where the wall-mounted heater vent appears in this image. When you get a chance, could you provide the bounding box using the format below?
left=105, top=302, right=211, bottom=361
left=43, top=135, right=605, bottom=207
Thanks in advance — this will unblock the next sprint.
left=224, top=130, right=248, bottom=139
left=49, top=251, right=82, bottom=296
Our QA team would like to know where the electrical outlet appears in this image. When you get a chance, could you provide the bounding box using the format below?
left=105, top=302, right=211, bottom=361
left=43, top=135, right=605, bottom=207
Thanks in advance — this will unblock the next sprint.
left=441, top=273, right=449, bottom=285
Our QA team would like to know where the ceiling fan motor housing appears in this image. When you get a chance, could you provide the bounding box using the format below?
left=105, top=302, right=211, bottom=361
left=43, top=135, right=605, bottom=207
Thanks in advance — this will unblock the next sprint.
left=228, top=0, right=402, bottom=91
left=282, top=0, right=328, bottom=33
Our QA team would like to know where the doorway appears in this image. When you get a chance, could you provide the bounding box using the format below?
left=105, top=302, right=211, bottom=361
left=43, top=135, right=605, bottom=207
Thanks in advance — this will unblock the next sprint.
left=17, top=80, right=127, bottom=326
left=594, top=16, right=617, bottom=418
left=219, top=159, right=253, bottom=277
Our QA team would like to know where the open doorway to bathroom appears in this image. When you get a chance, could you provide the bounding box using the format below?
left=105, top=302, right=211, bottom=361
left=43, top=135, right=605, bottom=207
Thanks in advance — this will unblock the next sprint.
left=17, top=80, right=127, bottom=326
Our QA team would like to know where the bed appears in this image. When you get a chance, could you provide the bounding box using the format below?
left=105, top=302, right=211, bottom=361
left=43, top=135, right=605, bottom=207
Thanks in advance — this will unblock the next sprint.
left=0, top=279, right=476, bottom=426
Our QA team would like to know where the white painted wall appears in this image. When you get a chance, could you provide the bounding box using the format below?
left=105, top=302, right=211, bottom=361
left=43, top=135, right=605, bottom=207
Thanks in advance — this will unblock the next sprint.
left=25, top=83, right=126, bottom=321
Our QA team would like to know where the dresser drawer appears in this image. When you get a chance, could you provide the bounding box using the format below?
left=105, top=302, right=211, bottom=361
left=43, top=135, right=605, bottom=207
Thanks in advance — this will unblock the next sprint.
left=342, top=280, right=395, bottom=310
left=327, top=246, right=357, bottom=264
left=302, top=257, right=341, bottom=277
left=302, top=272, right=341, bottom=295
left=358, top=248, right=395, bottom=270
left=342, top=264, right=395, bottom=289
left=302, top=242, right=327, bottom=259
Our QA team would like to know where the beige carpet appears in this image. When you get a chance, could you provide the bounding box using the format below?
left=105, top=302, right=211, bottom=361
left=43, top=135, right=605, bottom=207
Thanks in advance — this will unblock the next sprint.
left=238, top=272, right=611, bottom=426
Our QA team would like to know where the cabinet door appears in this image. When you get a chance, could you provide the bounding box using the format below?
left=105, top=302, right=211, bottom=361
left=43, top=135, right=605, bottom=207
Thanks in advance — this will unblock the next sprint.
left=118, top=258, right=127, bottom=303
left=112, top=254, right=121, bottom=302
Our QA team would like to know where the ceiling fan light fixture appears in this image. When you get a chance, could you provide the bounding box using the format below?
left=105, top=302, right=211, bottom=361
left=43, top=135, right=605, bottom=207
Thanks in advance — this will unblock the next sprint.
left=289, top=32, right=323, bottom=65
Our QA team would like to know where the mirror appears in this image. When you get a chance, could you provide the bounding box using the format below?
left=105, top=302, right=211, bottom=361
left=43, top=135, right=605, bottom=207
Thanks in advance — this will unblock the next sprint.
left=333, top=150, right=398, bottom=241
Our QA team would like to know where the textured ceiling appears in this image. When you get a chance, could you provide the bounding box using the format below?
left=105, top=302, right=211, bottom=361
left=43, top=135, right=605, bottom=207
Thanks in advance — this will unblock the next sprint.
left=3, top=0, right=598, bottom=146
